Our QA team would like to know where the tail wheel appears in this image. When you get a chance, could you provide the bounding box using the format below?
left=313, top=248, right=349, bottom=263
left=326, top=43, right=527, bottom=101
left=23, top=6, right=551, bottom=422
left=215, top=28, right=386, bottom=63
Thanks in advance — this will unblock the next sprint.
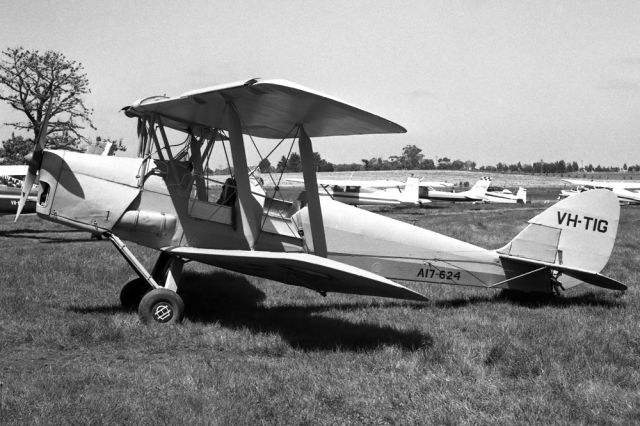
left=120, top=278, right=151, bottom=311
left=138, top=289, right=185, bottom=324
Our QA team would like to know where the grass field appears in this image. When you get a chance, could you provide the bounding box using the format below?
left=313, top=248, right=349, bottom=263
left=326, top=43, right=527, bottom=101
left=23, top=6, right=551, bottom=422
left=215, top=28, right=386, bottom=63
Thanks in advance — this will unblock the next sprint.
left=1, top=202, right=639, bottom=424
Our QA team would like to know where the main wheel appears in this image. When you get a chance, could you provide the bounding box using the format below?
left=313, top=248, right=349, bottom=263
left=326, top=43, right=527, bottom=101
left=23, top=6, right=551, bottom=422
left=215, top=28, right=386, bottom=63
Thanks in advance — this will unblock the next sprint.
left=138, top=289, right=185, bottom=324
left=120, top=278, right=151, bottom=311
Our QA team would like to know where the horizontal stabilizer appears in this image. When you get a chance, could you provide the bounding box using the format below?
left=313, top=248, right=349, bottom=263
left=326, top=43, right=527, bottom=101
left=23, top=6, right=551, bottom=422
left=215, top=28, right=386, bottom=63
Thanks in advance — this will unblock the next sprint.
left=500, top=254, right=626, bottom=291
left=163, top=247, right=428, bottom=302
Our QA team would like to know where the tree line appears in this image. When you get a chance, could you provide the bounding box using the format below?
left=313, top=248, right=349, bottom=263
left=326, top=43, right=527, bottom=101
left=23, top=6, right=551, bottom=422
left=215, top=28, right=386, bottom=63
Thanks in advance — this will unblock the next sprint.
left=261, top=144, right=639, bottom=174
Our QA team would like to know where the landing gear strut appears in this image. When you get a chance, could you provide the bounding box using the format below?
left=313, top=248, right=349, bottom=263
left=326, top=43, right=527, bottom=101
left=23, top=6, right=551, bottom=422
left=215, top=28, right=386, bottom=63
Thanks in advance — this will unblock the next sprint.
left=106, top=232, right=186, bottom=324
left=550, top=270, right=565, bottom=296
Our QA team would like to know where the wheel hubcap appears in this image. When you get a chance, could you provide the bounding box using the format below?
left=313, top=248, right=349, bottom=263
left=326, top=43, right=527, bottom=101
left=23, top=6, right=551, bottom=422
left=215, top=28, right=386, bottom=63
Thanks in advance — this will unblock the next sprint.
left=152, top=302, right=173, bottom=322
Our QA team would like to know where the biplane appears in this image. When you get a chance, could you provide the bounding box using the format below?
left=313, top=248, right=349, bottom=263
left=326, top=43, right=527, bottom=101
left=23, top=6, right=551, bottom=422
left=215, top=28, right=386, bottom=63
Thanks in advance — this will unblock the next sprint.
left=15, top=78, right=626, bottom=324
left=287, top=177, right=420, bottom=206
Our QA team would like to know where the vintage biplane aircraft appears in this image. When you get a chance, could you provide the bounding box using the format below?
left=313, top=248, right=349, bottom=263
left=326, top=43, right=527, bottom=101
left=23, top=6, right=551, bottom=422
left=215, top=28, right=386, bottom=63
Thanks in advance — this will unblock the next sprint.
left=560, top=179, right=640, bottom=205
left=287, top=177, right=420, bottom=206
left=418, top=176, right=491, bottom=204
left=15, top=78, right=626, bottom=324
left=0, top=165, right=37, bottom=214
left=483, top=185, right=527, bottom=204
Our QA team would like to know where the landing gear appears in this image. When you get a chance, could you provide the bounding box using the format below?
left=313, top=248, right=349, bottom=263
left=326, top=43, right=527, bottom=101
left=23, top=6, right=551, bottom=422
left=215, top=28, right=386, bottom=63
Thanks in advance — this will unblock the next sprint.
left=106, top=232, right=186, bottom=324
left=120, top=278, right=151, bottom=311
left=138, top=289, right=185, bottom=324
left=550, top=270, right=565, bottom=296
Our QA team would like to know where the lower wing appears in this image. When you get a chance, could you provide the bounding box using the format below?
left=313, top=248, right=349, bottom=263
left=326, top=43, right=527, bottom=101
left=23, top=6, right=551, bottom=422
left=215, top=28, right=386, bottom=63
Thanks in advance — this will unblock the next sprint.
left=163, top=247, right=429, bottom=302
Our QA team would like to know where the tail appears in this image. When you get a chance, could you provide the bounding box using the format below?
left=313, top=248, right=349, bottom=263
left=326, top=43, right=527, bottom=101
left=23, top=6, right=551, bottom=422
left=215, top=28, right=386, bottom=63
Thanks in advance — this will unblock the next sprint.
left=469, top=176, right=492, bottom=197
left=400, top=177, right=419, bottom=204
left=497, top=189, right=625, bottom=292
left=515, top=187, right=527, bottom=204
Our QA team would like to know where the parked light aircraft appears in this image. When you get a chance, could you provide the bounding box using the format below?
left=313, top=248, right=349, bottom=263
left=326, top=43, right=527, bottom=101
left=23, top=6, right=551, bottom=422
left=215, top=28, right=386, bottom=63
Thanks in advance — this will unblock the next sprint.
left=14, top=79, right=626, bottom=324
left=483, top=185, right=527, bottom=204
left=0, top=165, right=37, bottom=214
left=288, top=177, right=420, bottom=206
left=419, top=176, right=492, bottom=204
left=419, top=180, right=454, bottom=191
left=560, top=179, right=640, bottom=205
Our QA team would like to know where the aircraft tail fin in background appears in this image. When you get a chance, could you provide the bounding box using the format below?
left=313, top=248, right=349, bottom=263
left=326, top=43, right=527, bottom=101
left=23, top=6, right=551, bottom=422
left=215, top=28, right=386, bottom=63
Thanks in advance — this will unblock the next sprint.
left=400, top=177, right=419, bottom=204
left=469, top=176, right=492, bottom=197
left=516, top=187, right=527, bottom=204
left=497, top=189, right=624, bottom=291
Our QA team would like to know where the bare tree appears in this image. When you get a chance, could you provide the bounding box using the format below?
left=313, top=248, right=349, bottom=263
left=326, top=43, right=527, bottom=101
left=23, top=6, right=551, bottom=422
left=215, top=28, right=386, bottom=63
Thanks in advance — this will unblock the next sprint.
left=0, top=47, right=95, bottom=149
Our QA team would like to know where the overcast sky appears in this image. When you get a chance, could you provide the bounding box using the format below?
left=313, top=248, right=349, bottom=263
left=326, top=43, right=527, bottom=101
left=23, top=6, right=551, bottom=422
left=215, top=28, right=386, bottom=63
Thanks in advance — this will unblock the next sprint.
left=1, top=0, right=639, bottom=167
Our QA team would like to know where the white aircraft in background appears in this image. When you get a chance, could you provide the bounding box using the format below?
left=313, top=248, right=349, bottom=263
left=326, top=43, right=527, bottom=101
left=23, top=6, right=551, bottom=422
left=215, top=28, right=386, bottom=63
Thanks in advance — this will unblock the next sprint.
left=0, top=165, right=37, bottom=214
left=560, top=179, right=640, bottom=205
left=419, top=176, right=492, bottom=204
left=289, top=177, right=420, bottom=206
left=418, top=180, right=454, bottom=191
left=483, top=185, right=527, bottom=204
left=12, top=78, right=626, bottom=325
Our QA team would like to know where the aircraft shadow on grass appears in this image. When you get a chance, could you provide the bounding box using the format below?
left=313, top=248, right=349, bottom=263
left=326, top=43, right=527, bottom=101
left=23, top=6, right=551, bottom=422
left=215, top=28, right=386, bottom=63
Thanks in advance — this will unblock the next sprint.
left=178, top=272, right=433, bottom=352
left=492, top=289, right=625, bottom=308
left=69, top=271, right=622, bottom=350
left=71, top=270, right=433, bottom=352
left=431, top=290, right=624, bottom=309
left=0, top=228, right=97, bottom=243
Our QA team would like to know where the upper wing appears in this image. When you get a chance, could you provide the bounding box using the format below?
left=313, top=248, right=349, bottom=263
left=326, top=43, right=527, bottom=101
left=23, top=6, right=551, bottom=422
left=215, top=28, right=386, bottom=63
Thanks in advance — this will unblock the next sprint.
left=123, top=78, right=406, bottom=139
left=163, top=247, right=428, bottom=302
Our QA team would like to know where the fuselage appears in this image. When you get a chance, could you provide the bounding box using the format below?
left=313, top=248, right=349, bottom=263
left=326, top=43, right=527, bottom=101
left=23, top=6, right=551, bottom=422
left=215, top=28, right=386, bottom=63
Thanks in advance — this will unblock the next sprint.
left=483, top=187, right=526, bottom=204
left=35, top=150, right=516, bottom=291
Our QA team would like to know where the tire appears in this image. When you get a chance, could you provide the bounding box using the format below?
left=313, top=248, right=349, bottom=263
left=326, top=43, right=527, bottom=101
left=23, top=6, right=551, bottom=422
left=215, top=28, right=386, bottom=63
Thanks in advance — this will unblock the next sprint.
left=120, top=278, right=151, bottom=311
left=138, top=289, right=185, bottom=324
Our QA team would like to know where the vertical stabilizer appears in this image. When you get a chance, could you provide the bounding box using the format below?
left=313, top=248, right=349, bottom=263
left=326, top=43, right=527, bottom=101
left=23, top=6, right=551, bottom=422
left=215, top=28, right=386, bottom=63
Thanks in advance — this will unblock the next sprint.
left=469, top=176, right=492, bottom=197
left=516, top=187, right=527, bottom=204
left=400, top=177, right=420, bottom=204
left=498, top=189, right=619, bottom=273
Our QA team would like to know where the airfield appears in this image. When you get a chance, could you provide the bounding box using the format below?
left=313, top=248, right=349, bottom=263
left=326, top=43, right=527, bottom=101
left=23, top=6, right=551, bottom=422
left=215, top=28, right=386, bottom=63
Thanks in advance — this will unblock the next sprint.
left=1, top=172, right=638, bottom=424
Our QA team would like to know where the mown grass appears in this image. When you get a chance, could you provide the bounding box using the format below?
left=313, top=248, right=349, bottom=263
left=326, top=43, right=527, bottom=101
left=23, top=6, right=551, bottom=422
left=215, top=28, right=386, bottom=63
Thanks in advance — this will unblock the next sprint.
left=0, top=203, right=639, bottom=425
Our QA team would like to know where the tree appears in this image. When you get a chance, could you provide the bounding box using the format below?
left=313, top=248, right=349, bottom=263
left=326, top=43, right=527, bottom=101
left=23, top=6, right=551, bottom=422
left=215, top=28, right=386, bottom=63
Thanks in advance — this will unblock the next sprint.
left=451, top=159, right=465, bottom=170
left=258, top=158, right=272, bottom=173
left=313, top=152, right=334, bottom=172
left=276, top=155, right=288, bottom=173
left=437, top=157, right=451, bottom=169
left=275, top=153, right=301, bottom=172
left=0, top=133, right=32, bottom=164
left=401, top=144, right=423, bottom=169
left=420, top=158, right=435, bottom=170
left=0, top=47, right=94, bottom=149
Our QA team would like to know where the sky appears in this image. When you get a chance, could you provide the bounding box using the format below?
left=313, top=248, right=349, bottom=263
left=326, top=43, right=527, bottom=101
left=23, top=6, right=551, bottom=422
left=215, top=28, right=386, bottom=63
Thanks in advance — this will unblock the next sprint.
left=0, top=0, right=639, bottom=168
